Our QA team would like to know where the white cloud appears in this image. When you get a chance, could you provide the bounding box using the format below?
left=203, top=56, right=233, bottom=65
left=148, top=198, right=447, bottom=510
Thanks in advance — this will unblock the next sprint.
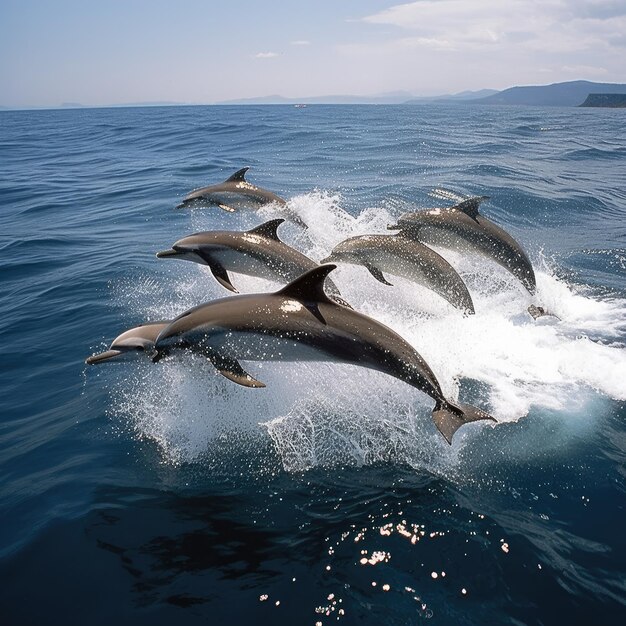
left=397, top=36, right=456, bottom=51
left=361, top=0, right=626, bottom=54
left=346, top=0, right=626, bottom=91
left=254, top=52, right=280, bottom=59
left=309, top=0, right=618, bottom=97
left=290, top=40, right=311, bottom=46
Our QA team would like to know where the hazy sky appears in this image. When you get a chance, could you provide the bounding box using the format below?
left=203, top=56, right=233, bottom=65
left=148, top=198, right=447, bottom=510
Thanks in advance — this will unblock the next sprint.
left=1, top=0, right=625, bottom=107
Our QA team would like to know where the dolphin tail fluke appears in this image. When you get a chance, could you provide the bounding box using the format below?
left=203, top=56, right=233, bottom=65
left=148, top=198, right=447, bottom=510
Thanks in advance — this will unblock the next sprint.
left=432, top=401, right=495, bottom=444
left=289, top=212, right=308, bottom=229
left=528, top=304, right=560, bottom=321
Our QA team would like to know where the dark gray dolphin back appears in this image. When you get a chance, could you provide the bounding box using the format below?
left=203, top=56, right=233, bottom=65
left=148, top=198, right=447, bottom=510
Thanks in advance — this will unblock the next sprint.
left=389, top=197, right=536, bottom=295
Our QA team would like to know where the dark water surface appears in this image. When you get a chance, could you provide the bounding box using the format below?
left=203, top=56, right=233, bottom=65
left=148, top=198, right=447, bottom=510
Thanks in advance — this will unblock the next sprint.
left=1, top=105, right=625, bottom=624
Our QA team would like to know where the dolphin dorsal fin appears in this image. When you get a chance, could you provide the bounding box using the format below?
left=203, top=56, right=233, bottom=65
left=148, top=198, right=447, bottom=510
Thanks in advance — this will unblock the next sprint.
left=454, top=196, right=489, bottom=219
left=277, top=265, right=337, bottom=304
left=247, top=218, right=285, bottom=241
left=225, top=167, right=250, bottom=183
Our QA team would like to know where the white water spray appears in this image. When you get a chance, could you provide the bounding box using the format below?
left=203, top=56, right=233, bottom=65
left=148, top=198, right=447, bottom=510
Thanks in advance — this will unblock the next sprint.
left=110, top=192, right=626, bottom=471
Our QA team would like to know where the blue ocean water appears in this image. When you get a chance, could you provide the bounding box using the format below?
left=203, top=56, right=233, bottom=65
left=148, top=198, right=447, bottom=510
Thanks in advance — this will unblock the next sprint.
left=0, top=104, right=625, bottom=625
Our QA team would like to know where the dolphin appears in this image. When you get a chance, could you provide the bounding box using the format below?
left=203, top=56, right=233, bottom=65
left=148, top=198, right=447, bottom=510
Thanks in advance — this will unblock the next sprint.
left=321, top=232, right=474, bottom=314
left=156, top=218, right=350, bottom=307
left=176, top=166, right=306, bottom=226
left=387, top=196, right=537, bottom=295
left=85, top=321, right=169, bottom=364
left=176, top=167, right=285, bottom=211
left=87, top=266, right=494, bottom=443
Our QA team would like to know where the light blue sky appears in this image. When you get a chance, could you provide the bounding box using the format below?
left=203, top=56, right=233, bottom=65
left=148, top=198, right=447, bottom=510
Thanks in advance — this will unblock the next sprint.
left=2, top=0, right=625, bottom=107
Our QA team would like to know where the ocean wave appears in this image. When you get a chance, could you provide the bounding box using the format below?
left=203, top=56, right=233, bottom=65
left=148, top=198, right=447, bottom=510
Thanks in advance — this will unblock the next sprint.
left=562, top=146, right=626, bottom=161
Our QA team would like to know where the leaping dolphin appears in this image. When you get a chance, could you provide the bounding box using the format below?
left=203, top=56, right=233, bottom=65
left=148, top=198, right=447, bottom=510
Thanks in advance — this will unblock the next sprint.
left=176, top=166, right=305, bottom=226
left=321, top=232, right=474, bottom=314
left=156, top=218, right=350, bottom=307
left=86, top=266, right=494, bottom=443
left=388, top=196, right=537, bottom=295
left=177, top=167, right=285, bottom=211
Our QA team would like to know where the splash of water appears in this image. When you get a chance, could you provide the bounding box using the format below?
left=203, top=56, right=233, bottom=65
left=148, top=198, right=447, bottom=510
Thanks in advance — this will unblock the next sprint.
left=108, top=192, right=626, bottom=470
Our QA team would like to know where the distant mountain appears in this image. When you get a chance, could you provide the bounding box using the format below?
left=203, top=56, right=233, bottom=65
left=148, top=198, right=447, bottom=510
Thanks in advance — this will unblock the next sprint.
left=217, top=91, right=415, bottom=105
left=448, top=89, right=500, bottom=100
left=218, top=94, right=289, bottom=105
left=404, top=89, right=499, bottom=104
left=472, top=80, right=626, bottom=106
left=0, top=101, right=187, bottom=111
left=110, top=101, right=185, bottom=107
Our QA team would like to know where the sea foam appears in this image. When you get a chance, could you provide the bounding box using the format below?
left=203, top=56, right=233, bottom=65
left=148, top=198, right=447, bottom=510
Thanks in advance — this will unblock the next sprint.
left=109, top=192, right=626, bottom=471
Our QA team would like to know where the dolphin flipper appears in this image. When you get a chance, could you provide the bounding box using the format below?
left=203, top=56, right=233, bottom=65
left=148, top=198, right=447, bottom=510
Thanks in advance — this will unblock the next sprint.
left=432, top=401, right=495, bottom=444
left=209, top=262, right=238, bottom=293
left=365, top=264, right=393, bottom=286
left=209, top=354, right=265, bottom=388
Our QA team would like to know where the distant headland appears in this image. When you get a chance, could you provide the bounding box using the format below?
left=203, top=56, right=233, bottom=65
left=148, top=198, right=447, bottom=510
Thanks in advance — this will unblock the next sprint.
left=579, top=93, right=626, bottom=108
left=465, top=80, right=626, bottom=107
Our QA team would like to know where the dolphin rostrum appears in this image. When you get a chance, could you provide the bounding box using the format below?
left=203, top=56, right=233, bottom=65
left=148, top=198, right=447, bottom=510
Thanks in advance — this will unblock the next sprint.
left=321, top=232, right=474, bottom=314
left=156, top=218, right=350, bottom=307
left=85, top=321, right=169, bottom=364
left=387, top=196, right=537, bottom=295
left=86, top=266, right=494, bottom=443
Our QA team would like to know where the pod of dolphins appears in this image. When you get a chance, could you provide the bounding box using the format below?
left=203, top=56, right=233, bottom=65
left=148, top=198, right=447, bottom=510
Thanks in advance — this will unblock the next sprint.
left=87, top=167, right=552, bottom=444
